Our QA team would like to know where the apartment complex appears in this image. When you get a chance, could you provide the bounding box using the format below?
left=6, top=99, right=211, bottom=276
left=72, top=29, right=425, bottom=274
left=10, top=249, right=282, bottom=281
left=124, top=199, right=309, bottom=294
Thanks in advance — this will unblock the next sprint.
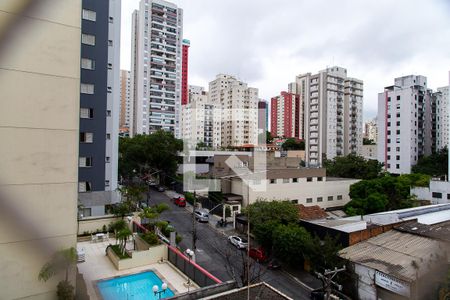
left=270, top=91, right=302, bottom=139
left=292, top=66, right=363, bottom=166
left=0, top=1, right=80, bottom=298
left=364, top=117, right=378, bottom=143
left=209, top=74, right=259, bottom=147
left=377, top=75, right=434, bottom=174
left=78, top=0, right=121, bottom=216
left=435, top=86, right=450, bottom=151
left=181, top=39, right=190, bottom=105
left=181, top=86, right=220, bottom=148
left=120, top=69, right=132, bottom=135
left=131, top=0, right=184, bottom=137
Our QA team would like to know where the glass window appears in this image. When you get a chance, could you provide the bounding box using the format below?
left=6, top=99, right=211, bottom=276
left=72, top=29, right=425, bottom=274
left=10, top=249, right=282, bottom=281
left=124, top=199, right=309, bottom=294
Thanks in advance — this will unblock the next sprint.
left=79, top=157, right=93, bottom=167
left=317, top=197, right=323, bottom=202
left=337, top=195, right=343, bottom=200
left=306, top=198, right=313, bottom=203
left=283, top=178, right=289, bottom=183
left=328, top=196, right=333, bottom=201
left=81, top=58, right=95, bottom=70
left=317, top=177, right=323, bottom=181
left=82, top=9, right=96, bottom=21
left=293, top=178, right=298, bottom=183
left=432, top=192, right=442, bottom=198
left=80, top=132, right=93, bottom=143
left=270, top=179, right=276, bottom=184
left=81, top=33, right=96, bottom=46
left=291, top=200, right=298, bottom=204
left=307, top=177, right=313, bottom=182
left=80, top=108, right=93, bottom=119
left=81, top=83, right=94, bottom=94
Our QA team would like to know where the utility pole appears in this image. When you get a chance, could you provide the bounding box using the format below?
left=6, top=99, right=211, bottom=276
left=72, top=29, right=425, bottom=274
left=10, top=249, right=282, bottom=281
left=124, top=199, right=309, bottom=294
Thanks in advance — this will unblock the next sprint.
left=315, top=266, right=346, bottom=300
left=192, top=190, right=197, bottom=251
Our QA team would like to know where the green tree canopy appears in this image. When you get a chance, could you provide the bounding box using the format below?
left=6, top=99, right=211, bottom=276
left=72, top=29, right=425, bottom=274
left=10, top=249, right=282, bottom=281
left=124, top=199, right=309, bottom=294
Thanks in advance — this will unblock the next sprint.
left=412, top=147, right=448, bottom=177
left=281, top=138, right=305, bottom=150
left=272, top=224, right=312, bottom=264
left=345, top=174, right=430, bottom=215
left=119, top=130, right=183, bottom=182
left=324, top=154, right=383, bottom=180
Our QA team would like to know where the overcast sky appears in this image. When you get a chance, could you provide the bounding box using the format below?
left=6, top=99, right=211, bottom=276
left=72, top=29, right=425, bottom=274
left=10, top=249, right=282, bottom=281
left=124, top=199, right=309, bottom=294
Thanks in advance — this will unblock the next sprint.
left=120, top=0, right=450, bottom=121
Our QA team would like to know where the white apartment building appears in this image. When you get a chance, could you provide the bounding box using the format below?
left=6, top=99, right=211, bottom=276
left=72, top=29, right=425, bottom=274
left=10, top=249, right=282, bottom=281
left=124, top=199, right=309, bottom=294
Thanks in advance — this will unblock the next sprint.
left=435, top=86, right=450, bottom=150
left=131, top=0, right=183, bottom=137
left=181, top=86, right=220, bottom=148
left=0, top=1, right=80, bottom=298
left=293, top=66, right=363, bottom=167
left=377, top=75, right=433, bottom=174
left=208, top=74, right=259, bottom=147
left=120, top=69, right=132, bottom=132
left=364, top=117, right=378, bottom=143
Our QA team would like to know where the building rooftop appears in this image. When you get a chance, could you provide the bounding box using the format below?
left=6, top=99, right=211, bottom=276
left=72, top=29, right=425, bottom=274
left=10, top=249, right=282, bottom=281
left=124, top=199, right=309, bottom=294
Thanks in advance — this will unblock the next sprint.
left=395, top=220, right=450, bottom=243
left=310, top=218, right=367, bottom=233
left=298, top=205, right=328, bottom=220
left=338, top=230, right=445, bottom=283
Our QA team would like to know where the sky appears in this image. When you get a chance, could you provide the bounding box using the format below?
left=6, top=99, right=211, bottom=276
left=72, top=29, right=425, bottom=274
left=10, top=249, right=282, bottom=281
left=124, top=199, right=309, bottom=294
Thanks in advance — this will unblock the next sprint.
left=120, top=0, right=450, bottom=122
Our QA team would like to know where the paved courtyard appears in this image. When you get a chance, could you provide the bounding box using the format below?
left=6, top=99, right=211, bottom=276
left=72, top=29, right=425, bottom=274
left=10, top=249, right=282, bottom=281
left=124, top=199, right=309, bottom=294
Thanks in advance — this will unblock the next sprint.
left=77, top=239, right=198, bottom=299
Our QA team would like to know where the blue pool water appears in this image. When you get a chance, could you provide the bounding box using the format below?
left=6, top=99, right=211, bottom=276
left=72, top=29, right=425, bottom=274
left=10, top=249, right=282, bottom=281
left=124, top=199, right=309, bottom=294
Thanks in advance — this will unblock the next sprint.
left=97, top=271, right=175, bottom=300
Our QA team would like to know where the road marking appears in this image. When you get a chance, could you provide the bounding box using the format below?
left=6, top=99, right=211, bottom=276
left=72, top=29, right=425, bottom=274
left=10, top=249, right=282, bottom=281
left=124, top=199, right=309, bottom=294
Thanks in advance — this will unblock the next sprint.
left=281, top=270, right=315, bottom=292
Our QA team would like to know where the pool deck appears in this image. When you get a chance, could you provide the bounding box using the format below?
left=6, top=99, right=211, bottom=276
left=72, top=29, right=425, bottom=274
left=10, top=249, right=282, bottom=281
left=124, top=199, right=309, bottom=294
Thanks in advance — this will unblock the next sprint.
left=77, top=239, right=198, bottom=299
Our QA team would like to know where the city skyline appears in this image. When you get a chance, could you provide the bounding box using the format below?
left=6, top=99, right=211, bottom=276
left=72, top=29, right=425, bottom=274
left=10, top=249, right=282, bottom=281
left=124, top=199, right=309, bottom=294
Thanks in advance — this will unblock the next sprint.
left=120, top=0, right=450, bottom=122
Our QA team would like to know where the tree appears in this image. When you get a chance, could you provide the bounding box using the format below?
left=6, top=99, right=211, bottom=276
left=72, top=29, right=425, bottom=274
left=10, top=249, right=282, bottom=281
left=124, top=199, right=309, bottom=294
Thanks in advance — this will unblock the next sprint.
left=139, top=203, right=170, bottom=229
left=324, top=154, right=383, bottom=180
left=116, top=227, right=132, bottom=255
left=309, top=234, right=344, bottom=272
left=412, top=147, right=448, bottom=177
left=272, top=224, right=312, bottom=264
left=118, top=184, right=147, bottom=212
left=244, top=200, right=299, bottom=251
left=281, top=138, right=305, bottom=150
left=363, top=138, right=375, bottom=145
left=266, top=131, right=273, bottom=144
left=38, top=248, right=77, bottom=300
left=109, top=219, right=127, bottom=243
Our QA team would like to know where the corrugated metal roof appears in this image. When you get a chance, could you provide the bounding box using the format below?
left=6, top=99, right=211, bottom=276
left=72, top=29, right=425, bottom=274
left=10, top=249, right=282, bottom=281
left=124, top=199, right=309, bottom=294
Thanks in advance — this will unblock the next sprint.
left=338, top=230, right=445, bottom=282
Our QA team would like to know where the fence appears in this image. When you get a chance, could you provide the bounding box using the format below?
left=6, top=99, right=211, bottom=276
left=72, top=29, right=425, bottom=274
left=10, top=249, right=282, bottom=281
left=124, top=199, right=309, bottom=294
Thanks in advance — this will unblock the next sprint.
left=132, top=221, right=221, bottom=287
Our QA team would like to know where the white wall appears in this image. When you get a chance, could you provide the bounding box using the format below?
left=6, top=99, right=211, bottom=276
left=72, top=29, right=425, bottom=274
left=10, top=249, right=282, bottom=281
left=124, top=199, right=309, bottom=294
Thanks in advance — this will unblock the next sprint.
left=354, top=263, right=377, bottom=300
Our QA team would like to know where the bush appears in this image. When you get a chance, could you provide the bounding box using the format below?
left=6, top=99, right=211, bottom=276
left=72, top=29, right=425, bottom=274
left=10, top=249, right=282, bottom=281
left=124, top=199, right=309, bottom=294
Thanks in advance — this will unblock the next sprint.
left=176, top=234, right=182, bottom=244
left=57, top=280, right=74, bottom=300
left=110, top=244, right=130, bottom=259
left=141, top=232, right=159, bottom=246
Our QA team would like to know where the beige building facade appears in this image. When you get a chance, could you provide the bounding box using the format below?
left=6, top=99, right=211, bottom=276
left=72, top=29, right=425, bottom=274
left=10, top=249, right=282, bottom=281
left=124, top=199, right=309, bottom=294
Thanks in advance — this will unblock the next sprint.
left=0, top=1, right=80, bottom=298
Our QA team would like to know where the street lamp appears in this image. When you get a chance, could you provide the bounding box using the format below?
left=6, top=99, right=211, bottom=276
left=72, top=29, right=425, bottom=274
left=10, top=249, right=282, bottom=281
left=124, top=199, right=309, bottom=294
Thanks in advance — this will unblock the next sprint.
left=152, top=282, right=167, bottom=299
left=185, top=249, right=194, bottom=291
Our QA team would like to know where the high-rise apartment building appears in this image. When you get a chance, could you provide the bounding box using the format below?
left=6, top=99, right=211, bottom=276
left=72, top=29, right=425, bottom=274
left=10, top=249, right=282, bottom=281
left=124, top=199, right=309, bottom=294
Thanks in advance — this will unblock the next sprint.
left=181, top=39, right=190, bottom=105
left=364, top=118, right=378, bottom=143
left=181, top=86, right=219, bottom=148
left=435, top=86, right=450, bottom=151
left=0, top=1, right=80, bottom=298
left=78, top=0, right=121, bottom=216
left=120, top=69, right=132, bottom=135
left=377, top=75, right=433, bottom=174
left=209, top=74, right=259, bottom=147
left=258, top=99, right=269, bottom=133
left=294, top=66, right=363, bottom=166
left=131, top=0, right=183, bottom=137
left=270, top=91, right=302, bottom=139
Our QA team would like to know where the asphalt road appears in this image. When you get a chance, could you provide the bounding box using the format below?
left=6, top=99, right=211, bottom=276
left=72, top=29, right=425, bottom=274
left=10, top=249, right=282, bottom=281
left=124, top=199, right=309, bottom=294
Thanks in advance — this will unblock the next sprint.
left=148, top=189, right=311, bottom=300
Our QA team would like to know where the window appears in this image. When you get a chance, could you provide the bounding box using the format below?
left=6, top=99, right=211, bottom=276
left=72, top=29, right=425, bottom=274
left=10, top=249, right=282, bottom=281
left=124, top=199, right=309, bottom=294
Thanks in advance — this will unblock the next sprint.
left=447, top=194, right=450, bottom=200
left=317, top=177, right=323, bottom=181
left=317, top=197, right=323, bottom=202
left=79, top=181, right=92, bottom=192
left=432, top=192, right=442, bottom=198
left=387, top=139, right=391, bottom=143
left=82, top=9, right=96, bottom=21
left=396, top=130, right=400, bottom=134
left=396, top=121, right=400, bottom=126
left=396, top=155, right=400, bottom=160
left=328, top=196, right=333, bottom=201
left=106, top=110, right=111, bottom=117
left=387, top=122, right=391, bottom=127
left=270, top=179, right=276, bottom=184
left=106, top=157, right=110, bottom=163
left=105, top=180, right=110, bottom=187
left=291, top=200, right=298, bottom=204
left=307, top=177, right=313, bottom=182
left=396, top=137, right=400, bottom=143
left=108, top=40, right=113, bottom=46
left=397, top=95, right=400, bottom=100
left=80, top=132, right=93, bottom=143
left=283, top=178, right=289, bottom=183
left=81, top=83, right=94, bottom=94
left=396, top=147, right=400, bottom=151
left=306, top=198, right=313, bottom=203
left=387, top=97, right=391, bottom=102
left=81, top=33, right=95, bottom=46
left=337, top=195, right=343, bottom=200
left=396, top=164, right=400, bottom=169
left=396, top=113, right=400, bottom=117
left=109, top=16, right=114, bottom=23
left=81, top=58, right=95, bottom=70
left=293, top=178, right=298, bottom=183
left=387, top=130, right=391, bottom=135
left=106, top=133, right=111, bottom=140
left=79, top=157, right=93, bottom=167
left=80, top=108, right=93, bottom=119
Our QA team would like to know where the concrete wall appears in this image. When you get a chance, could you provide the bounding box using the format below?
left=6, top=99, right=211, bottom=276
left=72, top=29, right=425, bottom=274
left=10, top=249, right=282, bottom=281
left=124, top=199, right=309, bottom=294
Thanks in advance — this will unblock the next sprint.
left=411, top=180, right=450, bottom=204
left=0, top=1, right=80, bottom=299
left=353, top=263, right=377, bottom=300
left=78, top=215, right=121, bottom=235
left=107, top=242, right=168, bottom=270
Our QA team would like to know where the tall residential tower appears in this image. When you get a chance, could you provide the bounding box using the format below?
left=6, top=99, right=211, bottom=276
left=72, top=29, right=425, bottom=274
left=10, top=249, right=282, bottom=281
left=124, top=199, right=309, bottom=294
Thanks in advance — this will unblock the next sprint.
left=131, top=0, right=183, bottom=137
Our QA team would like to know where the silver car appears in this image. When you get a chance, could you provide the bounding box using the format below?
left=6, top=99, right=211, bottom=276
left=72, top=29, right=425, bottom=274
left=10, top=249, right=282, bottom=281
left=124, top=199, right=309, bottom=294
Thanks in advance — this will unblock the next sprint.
left=194, top=209, right=209, bottom=222
left=228, top=235, right=248, bottom=249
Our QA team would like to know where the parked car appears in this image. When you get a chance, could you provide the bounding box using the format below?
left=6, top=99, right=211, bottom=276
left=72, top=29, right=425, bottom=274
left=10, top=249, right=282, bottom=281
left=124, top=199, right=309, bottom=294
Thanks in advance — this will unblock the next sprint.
left=173, top=197, right=186, bottom=207
left=249, top=247, right=268, bottom=262
left=267, top=259, right=281, bottom=270
left=157, top=186, right=165, bottom=192
left=228, top=235, right=248, bottom=249
left=194, top=209, right=209, bottom=222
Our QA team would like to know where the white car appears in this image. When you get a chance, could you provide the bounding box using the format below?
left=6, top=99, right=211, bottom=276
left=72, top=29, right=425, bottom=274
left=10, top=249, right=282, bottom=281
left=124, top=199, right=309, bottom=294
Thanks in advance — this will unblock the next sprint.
left=228, top=235, right=248, bottom=249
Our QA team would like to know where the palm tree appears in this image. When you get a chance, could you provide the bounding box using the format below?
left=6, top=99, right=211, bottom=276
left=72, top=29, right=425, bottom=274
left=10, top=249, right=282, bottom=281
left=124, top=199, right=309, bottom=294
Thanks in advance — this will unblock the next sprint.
left=38, top=247, right=77, bottom=299
left=116, top=227, right=132, bottom=255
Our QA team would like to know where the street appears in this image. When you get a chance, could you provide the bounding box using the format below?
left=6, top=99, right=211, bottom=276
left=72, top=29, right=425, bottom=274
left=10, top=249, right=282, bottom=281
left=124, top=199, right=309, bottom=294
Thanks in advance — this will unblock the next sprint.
left=148, top=189, right=312, bottom=300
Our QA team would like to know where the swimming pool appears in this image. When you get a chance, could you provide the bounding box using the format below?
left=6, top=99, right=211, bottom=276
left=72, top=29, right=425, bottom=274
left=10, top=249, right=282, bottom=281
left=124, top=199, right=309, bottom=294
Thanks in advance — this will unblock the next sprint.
left=97, top=271, right=175, bottom=300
